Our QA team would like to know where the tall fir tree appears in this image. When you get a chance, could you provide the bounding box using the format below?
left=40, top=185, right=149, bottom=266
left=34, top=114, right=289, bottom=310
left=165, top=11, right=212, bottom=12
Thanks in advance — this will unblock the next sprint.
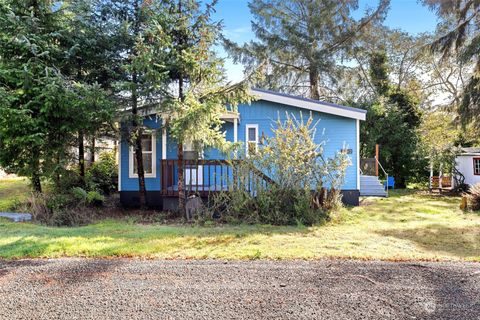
left=153, top=0, right=253, bottom=214
left=224, top=0, right=389, bottom=100
left=0, top=0, right=73, bottom=192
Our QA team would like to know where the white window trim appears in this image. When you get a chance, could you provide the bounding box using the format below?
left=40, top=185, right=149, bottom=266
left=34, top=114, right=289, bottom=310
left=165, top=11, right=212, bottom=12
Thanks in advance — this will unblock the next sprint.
left=245, top=124, right=259, bottom=157
left=129, top=133, right=156, bottom=178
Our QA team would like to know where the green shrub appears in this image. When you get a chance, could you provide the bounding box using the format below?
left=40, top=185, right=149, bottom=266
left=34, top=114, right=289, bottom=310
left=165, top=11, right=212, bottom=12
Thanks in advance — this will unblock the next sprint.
left=71, top=187, right=88, bottom=203
left=467, top=183, right=480, bottom=211
left=86, top=190, right=105, bottom=206
left=210, top=113, right=348, bottom=226
left=54, top=169, right=83, bottom=192
left=29, top=193, right=93, bottom=226
left=29, top=187, right=101, bottom=226
left=86, top=152, right=118, bottom=195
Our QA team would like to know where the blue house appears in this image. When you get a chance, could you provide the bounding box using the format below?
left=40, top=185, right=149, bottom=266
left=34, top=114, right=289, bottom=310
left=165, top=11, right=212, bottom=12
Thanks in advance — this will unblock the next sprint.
left=118, top=88, right=366, bottom=208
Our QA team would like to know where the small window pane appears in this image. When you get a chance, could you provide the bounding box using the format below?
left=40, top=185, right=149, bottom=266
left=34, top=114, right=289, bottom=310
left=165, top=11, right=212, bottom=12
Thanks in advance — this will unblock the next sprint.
left=142, top=135, right=152, bottom=151
left=248, top=127, right=257, bottom=142
left=474, top=159, right=480, bottom=175
left=133, top=153, right=153, bottom=174
left=143, top=153, right=153, bottom=173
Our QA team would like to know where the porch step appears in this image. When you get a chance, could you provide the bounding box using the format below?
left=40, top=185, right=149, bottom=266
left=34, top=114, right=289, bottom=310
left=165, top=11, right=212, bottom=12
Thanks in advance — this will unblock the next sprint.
left=360, top=175, right=387, bottom=197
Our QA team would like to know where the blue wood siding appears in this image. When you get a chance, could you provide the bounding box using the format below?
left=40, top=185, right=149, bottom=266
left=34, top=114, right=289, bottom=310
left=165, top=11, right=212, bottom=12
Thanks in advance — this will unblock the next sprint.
left=119, top=100, right=359, bottom=192
left=236, top=101, right=358, bottom=190
left=120, top=116, right=162, bottom=191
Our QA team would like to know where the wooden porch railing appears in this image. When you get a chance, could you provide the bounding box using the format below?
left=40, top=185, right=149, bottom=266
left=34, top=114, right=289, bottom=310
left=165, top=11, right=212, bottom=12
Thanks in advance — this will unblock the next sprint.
left=160, top=159, right=274, bottom=196
left=430, top=176, right=453, bottom=189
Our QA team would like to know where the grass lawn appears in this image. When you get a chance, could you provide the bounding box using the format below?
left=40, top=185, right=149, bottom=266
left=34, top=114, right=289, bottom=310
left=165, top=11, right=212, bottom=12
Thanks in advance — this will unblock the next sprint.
left=0, top=190, right=478, bottom=261
left=0, top=178, right=30, bottom=212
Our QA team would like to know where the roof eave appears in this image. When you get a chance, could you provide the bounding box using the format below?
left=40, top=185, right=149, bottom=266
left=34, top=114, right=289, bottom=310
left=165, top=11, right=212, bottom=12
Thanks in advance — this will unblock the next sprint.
left=251, top=89, right=366, bottom=121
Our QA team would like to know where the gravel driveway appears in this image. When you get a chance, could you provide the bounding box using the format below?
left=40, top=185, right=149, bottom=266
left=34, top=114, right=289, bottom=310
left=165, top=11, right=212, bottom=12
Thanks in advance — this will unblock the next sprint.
left=0, top=259, right=478, bottom=320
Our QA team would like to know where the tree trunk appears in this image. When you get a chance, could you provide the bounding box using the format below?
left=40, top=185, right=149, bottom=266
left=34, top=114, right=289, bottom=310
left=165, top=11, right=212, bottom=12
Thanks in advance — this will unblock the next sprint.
left=309, top=67, right=320, bottom=100
left=177, top=143, right=185, bottom=214
left=31, top=153, right=42, bottom=193
left=176, top=0, right=187, bottom=216
left=32, top=172, right=42, bottom=193
left=305, top=4, right=320, bottom=101
left=78, top=130, right=85, bottom=185
left=177, top=76, right=186, bottom=215
left=131, top=0, right=147, bottom=208
left=89, top=136, right=95, bottom=164
left=132, top=76, right=147, bottom=208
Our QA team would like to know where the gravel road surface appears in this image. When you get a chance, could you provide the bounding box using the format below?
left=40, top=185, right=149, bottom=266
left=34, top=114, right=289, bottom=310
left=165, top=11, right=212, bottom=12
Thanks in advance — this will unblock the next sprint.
left=0, top=259, right=478, bottom=320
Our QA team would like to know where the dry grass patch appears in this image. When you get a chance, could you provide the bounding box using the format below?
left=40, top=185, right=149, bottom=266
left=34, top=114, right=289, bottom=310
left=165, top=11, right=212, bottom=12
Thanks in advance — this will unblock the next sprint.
left=0, top=178, right=29, bottom=212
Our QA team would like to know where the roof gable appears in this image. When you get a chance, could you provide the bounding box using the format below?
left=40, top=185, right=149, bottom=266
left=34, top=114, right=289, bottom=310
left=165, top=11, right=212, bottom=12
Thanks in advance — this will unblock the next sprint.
left=460, top=147, right=480, bottom=155
left=251, top=88, right=366, bottom=121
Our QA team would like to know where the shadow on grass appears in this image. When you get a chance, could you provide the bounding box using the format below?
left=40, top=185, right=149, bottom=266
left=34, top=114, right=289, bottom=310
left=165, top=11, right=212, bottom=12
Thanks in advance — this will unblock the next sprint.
left=0, top=219, right=316, bottom=258
left=377, top=224, right=480, bottom=259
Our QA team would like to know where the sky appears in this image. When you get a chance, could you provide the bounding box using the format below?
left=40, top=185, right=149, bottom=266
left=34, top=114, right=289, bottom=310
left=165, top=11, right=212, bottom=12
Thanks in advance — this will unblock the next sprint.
left=212, top=0, right=440, bottom=82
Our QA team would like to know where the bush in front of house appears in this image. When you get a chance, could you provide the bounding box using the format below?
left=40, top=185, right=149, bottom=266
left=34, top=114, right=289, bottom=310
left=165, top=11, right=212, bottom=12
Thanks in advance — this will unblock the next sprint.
left=29, top=152, right=115, bottom=226
left=86, top=151, right=118, bottom=195
left=29, top=192, right=95, bottom=226
left=467, top=183, right=480, bottom=211
left=211, top=113, right=350, bottom=226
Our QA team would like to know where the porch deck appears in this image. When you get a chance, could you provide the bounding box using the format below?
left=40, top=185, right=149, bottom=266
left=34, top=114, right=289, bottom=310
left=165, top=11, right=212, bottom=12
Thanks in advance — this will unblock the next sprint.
left=160, top=159, right=273, bottom=197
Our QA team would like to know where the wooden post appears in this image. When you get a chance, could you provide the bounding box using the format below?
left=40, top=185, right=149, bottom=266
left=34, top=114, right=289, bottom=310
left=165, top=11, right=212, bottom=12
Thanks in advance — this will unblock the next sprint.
left=429, top=162, right=433, bottom=192
left=375, top=144, right=379, bottom=177
left=439, top=163, right=443, bottom=190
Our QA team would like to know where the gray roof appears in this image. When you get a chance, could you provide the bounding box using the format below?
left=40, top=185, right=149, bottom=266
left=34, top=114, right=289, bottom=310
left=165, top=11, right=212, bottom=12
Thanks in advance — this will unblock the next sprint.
left=460, top=147, right=480, bottom=154
left=252, top=88, right=367, bottom=114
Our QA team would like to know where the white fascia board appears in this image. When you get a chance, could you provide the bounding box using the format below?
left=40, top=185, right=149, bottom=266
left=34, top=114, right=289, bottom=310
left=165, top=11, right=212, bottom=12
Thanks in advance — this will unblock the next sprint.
left=252, top=89, right=366, bottom=121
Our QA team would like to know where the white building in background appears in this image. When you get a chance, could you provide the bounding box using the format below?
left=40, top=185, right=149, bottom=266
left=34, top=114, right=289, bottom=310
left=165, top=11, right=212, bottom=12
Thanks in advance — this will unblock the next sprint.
left=0, top=168, right=16, bottom=179
left=455, top=147, right=480, bottom=186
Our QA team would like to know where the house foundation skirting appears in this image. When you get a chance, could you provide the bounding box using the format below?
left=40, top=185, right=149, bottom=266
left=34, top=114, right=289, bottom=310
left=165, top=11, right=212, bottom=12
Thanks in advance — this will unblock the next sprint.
left=340, top=190, right=360, bottom=206
left=120, top=189, right=360, bottom=209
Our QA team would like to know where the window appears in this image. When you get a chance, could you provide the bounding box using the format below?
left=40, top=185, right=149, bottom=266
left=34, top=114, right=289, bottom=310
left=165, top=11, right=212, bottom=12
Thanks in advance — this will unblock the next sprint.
left=129, top=133, right=156, bottom=178
left=246, top=124, right=258, bottom=156
left=474, top=158, right=480, bottom=176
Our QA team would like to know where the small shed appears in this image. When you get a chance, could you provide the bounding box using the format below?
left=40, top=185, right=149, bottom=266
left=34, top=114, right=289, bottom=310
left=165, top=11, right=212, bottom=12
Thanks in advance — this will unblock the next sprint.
left=455, top=147, right=480, bottom=186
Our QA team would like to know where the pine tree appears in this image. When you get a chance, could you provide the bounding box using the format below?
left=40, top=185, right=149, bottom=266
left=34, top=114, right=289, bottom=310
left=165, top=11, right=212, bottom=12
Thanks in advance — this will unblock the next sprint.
left=0, top=0, right=73, bottom=192
left=224, top=0, right=389, bottom=100
left=155, top=0, right=253, bottom=214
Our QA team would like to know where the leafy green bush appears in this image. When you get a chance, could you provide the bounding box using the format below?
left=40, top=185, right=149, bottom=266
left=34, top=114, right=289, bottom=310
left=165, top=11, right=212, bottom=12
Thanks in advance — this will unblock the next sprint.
left=211, top=113, right=349, bottom=225
left=467, top=183, right=480, bottom=211
left=54, top=169, right=84, bottom=192
left=86, top=152, right=118, bottom=195
left=71, top=187, right=88, bottom=204
left=86, top=190, right=105, bottom=206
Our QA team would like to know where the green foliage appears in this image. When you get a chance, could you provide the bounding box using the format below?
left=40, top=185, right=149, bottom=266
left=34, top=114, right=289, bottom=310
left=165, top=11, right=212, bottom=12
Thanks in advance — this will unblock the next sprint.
left=0, top=1, right=115, bottom=192
left=369, top=51, right=390, bottom=96
left=29, top=189, right=99, bottom=226
left=86, top=152, right=118, bottom=195
left=54, top=169, right=84, bottom=193
left=224, top=0, right=389, bottom=99
left=425, top=0, right=480, bottom=133
left=72, top=187, right=88, bottom=204
left=212, top=114, right=349, bottom=225
left=360, top=50, right=426, bottom=187
left=153, top=0, right=254, bottom=151
left=86, top=191, right=105, bottom=207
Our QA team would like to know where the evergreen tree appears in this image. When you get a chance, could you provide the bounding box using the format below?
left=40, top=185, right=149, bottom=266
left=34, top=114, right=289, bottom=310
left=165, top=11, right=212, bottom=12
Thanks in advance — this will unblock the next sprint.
left=0, top=0, right=73, bottom=192
left=424, top=0, right=480, bottom=132
left=361, top=51, right=424, bottom=187
left=155, top=0, right=253, bottom=214
left=224, top=0, right=389, bottom=100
